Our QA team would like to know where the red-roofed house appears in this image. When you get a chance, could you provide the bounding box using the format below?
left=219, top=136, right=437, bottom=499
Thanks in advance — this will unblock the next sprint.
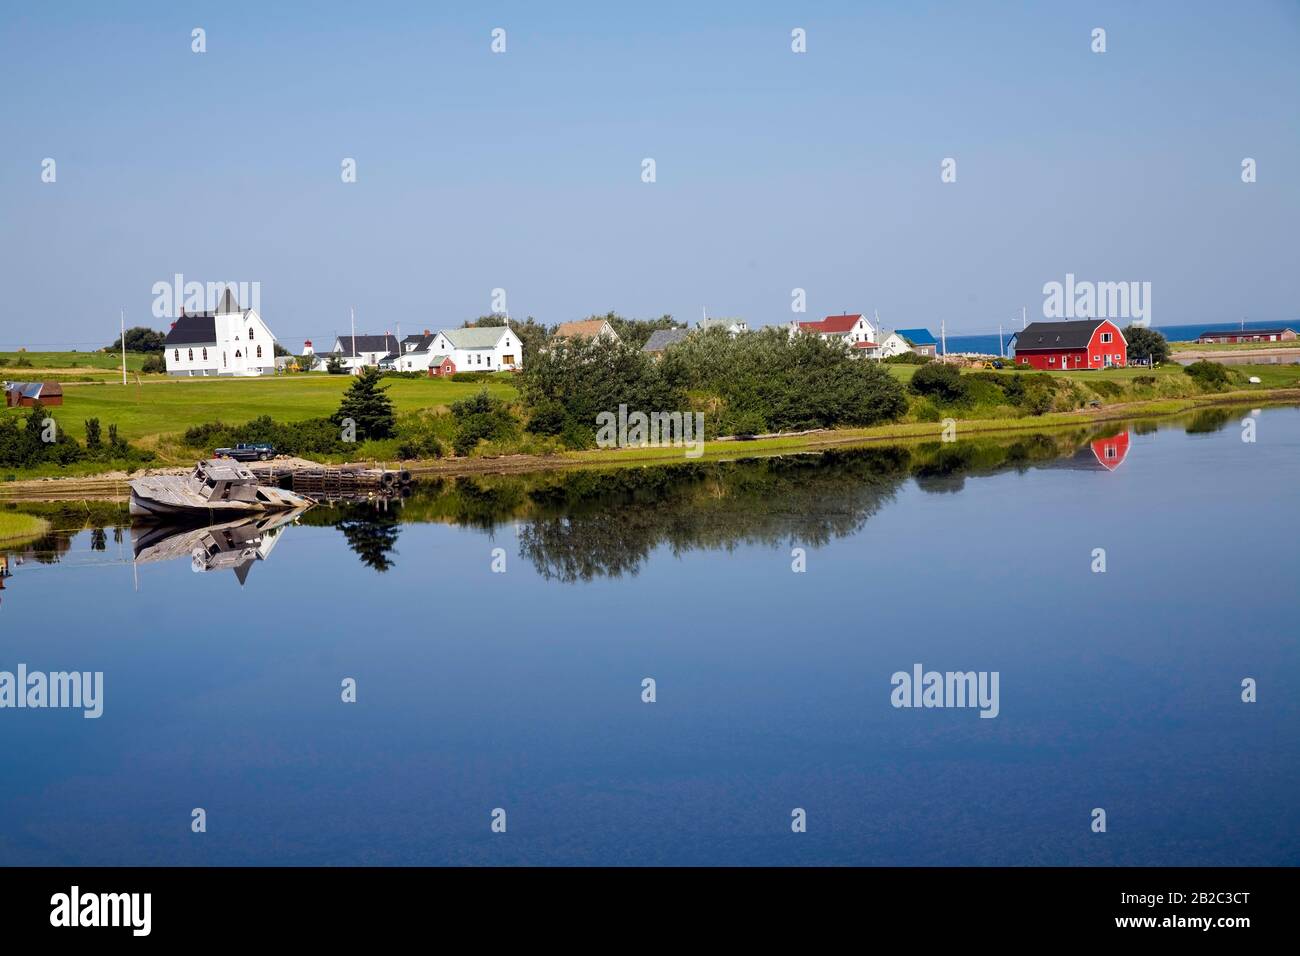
left=791, top=313, right=878, bottom=347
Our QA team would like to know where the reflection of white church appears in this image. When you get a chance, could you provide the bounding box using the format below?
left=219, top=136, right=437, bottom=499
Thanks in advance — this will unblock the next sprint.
left=162, top=288, right=278, bottom=377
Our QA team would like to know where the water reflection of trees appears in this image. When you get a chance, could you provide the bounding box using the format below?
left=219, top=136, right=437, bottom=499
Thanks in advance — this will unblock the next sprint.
left=1185, top=407, right=1237, bottom=434
left=334, top=511, right=401, bottom=572
left=520, top=447, right=912, bottom=582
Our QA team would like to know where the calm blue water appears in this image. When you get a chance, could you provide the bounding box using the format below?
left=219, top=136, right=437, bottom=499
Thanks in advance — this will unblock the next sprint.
left=947, top=320, right=1295, bottom=356
left=1, top=407, right=1297, bottom=865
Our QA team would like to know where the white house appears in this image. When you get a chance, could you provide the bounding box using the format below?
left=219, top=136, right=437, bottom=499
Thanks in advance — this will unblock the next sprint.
left=399, top=326, right=522, bottom=372
left=791, top=313, right=878, bottom=346
left=163, top=289, right=278, bottom=377
left=853, top=331, right=914, bottom=360
left=325, top=333, right=400, bottom=374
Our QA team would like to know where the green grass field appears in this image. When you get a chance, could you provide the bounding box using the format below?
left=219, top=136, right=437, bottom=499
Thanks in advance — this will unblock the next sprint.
left=1, top=373, right=519, bottom=449
left=0, top=351, right=148, bottom=377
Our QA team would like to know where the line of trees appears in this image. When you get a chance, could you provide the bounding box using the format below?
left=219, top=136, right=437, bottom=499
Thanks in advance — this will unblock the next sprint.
left=519, top=327, right=908, bottom=445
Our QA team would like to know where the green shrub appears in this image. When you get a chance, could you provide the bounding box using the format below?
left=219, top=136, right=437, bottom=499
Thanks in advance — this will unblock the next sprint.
left=140, top=354, right=166, bottom=374
left=525, top=400, right=568, bottom=436
left=1184, top=360, right=1231, bottom=390
left=450, top=389, right=519, bottom=456
left=909, top=362, right=967, bottom=403
left=1023, top=388, right=1054, bottom=416
left=883, top=351, right=933, bottom=365
left=912, top=398, right=942, bottom=422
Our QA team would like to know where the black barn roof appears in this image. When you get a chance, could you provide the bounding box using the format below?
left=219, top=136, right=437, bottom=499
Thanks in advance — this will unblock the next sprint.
left=1014, top=319, right=1113, bottom=351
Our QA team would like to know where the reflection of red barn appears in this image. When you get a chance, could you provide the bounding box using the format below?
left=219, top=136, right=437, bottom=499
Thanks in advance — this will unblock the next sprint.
left=1010, top=319, right=1127, bottom=370
left=1089, top=432, right=1130, bottom=471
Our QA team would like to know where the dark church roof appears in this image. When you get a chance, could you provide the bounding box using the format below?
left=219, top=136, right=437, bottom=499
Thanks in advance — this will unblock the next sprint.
left=163, top=313, right=218, bottom=346
left=162, top=289, right=247, bottom=346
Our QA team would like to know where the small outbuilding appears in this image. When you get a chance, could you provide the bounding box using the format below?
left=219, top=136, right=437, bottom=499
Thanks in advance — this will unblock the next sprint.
left=5, top=381, right=64, bottom=407
left=427, top=355, right=457, bottom=377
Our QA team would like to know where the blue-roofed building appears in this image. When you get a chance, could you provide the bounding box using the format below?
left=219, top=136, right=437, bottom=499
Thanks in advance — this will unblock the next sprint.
left=894, top=328, right=937, bottom=356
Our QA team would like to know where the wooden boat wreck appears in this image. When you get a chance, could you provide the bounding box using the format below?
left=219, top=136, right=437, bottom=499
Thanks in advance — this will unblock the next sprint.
left=129, top=459, right=313, bottom=518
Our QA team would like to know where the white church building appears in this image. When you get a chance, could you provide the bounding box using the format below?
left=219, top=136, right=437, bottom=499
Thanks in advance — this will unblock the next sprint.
left=163, top=289, right=278, bottom=377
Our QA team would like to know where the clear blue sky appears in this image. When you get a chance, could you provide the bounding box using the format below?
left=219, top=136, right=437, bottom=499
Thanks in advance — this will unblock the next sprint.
left=2, top=0, right=1296, bottom=349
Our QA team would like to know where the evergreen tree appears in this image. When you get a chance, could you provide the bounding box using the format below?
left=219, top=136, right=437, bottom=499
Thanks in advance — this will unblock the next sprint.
left=332, top=367, right=396, bottom=440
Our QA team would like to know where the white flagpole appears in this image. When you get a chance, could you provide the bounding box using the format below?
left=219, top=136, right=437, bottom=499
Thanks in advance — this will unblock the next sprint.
left=120, top=309, right=127, bottom=385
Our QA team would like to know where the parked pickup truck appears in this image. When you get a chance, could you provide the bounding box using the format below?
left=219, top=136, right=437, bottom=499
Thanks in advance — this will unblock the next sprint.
left=214, top=443, right=277, bottom=462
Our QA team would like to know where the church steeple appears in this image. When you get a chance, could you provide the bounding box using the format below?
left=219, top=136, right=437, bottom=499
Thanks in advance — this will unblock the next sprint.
left=216, top=287, right=241, bottom=314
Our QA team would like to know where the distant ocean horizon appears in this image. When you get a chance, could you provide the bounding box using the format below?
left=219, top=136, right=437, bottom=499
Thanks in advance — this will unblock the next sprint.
left=939, top=319, right=1297, bottom=356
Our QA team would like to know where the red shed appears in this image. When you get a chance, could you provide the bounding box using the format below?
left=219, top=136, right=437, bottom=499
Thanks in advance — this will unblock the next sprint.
left=1010, top=319, right=1127, bottom=371
left=426, top=355, right=457, bottom=377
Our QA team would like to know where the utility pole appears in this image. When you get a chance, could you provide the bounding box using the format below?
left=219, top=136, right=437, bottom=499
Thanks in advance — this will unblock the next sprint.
left=1022, top=305, right=1027, bottom=330
left=350, top=307, right=357, bottom=370
left=941, top=319, right=947, bottom=359
left=998, top=323, right=1004, bottom=358
left=120, top=309, right=127, bottom=385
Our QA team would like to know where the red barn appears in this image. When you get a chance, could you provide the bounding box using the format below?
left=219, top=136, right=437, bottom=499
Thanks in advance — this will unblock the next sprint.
left=1010, top=319, right=1127, bottom=370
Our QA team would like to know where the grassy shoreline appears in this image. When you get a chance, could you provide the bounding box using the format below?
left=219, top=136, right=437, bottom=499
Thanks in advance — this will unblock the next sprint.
left=4, top=387, right=1297, bottom=501
left=0, top=511, right=52, bottom=543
